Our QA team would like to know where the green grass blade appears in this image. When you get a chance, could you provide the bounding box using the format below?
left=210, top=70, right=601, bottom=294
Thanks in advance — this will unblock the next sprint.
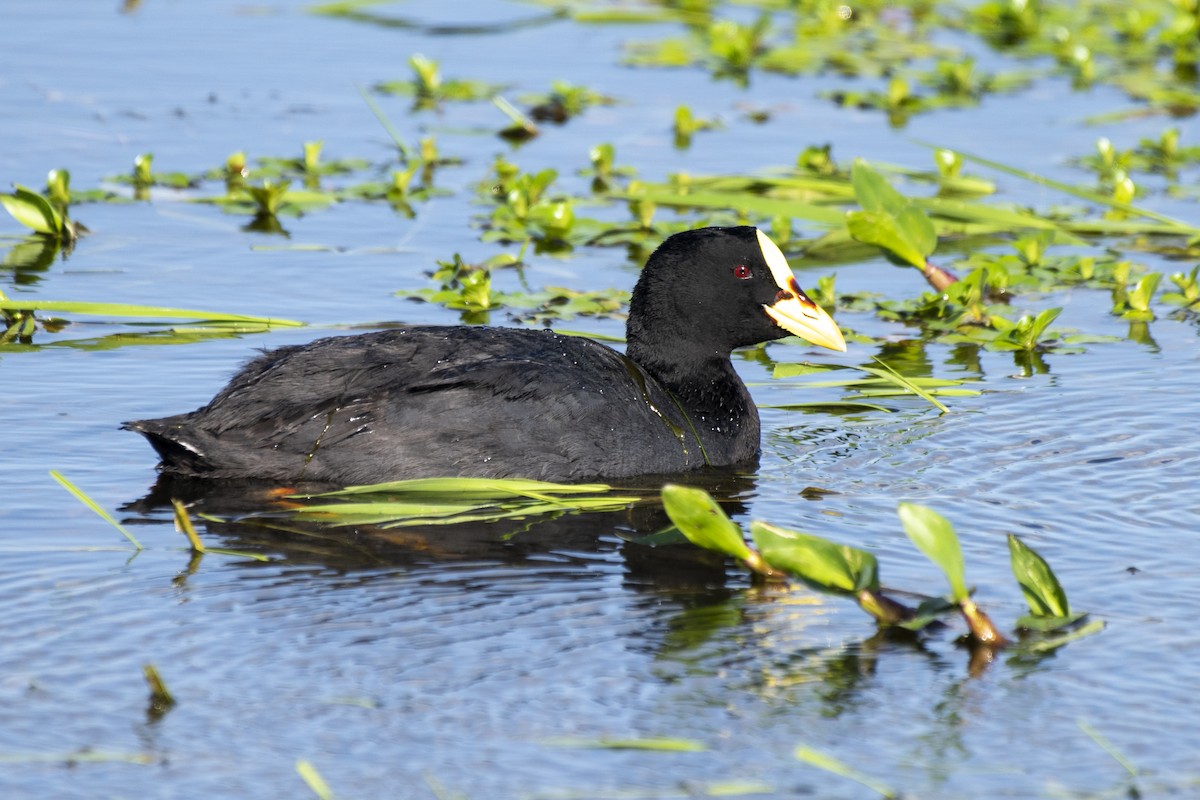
left=794, top=745, right=898, bottom=798
left=0, top=299, right=304, bottom=326
left=1078, top=719, right=1138, bottom=778
left=311, top=477, right=614, bottom=498
left=618, top=188, right=847, bottom=225
left=50, top=470, right=142, bottom=550
left=858, top=360, right=950, bottom=412
left=542, top=736, right=708, bottom=752
left=357, top=82, right=412, bottom=162
left=912, top=140, right=1199, bottom=232
left=296, top=759, right=336, bottom=800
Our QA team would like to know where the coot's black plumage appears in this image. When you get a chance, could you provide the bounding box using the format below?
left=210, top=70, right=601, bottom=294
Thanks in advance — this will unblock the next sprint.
left=126, top=226, right=845, bottom=484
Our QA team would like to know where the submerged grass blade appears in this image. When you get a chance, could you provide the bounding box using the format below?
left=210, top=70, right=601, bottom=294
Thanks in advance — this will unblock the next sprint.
left=357, top=82, right=412, bottom=161
left=795, top=745, right=898, bottom=799
left=50, top=470, right=142, bottom=550
left=296, top=759, right=337, bottom=800
left=1078, top=719, right=1139, bottom=779
left=543, top=736, right=708, bottom=752
left=309, top=477, right=616, bottom=498
left=172, top=499, right=268, bottom=561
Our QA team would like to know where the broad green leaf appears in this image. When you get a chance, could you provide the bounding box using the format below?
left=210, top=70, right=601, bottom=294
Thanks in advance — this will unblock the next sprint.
left=1, top=186, right=61, bottom=235
left=898, top=502, right=967, bottom=602
left=1007, top=534, right=1070, bottom=617
left=845, top=209, right=932, bottom=270
left=750, top=521, right=878, bottom=593
left=661, top=484, right=751, bottom=561
left=851, top=158, right=908, bottom=216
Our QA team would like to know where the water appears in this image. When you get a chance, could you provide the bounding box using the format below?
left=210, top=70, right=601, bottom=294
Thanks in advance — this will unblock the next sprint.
left=3, top=2, right=1200, bottom=797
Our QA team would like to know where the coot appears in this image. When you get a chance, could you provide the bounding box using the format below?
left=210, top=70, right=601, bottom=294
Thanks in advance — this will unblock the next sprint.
left=126, top=226, right=845, bottom=484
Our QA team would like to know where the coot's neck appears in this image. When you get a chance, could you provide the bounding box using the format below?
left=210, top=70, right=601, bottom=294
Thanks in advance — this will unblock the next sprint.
left=625, top=333, right=760, bottom=455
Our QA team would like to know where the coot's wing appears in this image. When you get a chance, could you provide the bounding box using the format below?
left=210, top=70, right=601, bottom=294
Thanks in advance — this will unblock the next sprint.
left=127, top=327, right=706, bottom=483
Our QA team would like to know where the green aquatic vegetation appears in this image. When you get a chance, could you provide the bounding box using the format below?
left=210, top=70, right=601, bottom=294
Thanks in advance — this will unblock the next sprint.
left=672, top=104, right=721, bottom=149
left=1, top=184, right=84, bottom=244
left=625, top=14, right=772, bottom=84
left=846, top=160, right=956, bottom=290
left=104, top=153, right=195, bottom=199
left=1007, top=533, right=1086, bottom=632
left=582, top=143, right=635, bottom=192
left=0, top=295, right=302, bottom=346
left=255, top=140, right=371, bottom=182
left=281, top=477, right=643, bottom=528
left=660, top=486, right=1099, bottom=651
left=768, top=361, right=978, bottom=414
left=898, top=502, right=1006, bottom=645
left=374, top=53, right=504, bottom=108
left=521, top=80, right=616, bottom=123
left=794, top=745, right=898, bottom=800
left=199, top=178, right=336, bottom=224
left=142, top=664, right=176, bottom=719
left=401, top=249, right=628, bottom=326
left=1111, top=269, right=1161, bottom=322
left=824, top=75, right=926, bottom=127
left=1162, top=265, right=1200, bottom=310
left=493, top=95, right=539, bottom=141
left=296, top=759, right=335, bottom=800
left=172, top=499, right=267, bottom=561
left=50, top=470, right=143, bottom=550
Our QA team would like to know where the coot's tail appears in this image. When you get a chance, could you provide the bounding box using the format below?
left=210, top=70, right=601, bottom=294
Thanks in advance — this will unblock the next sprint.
left=122, top=417, right=213, bottom=476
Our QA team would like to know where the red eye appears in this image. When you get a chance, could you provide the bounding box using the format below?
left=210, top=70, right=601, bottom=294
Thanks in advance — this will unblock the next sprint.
left=733, top=264, right=752, bottom=280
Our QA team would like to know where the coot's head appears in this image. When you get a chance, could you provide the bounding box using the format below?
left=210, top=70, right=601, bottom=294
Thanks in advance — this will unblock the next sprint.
left=626, top=226, right=846, bottom=361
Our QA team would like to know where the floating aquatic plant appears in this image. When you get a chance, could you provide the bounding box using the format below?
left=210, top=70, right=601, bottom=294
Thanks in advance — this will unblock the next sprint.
left=660, top=485, right=1101, bottom=655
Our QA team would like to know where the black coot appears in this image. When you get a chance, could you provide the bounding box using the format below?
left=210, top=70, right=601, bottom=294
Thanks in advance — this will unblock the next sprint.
left=125, top=226, right=845, bottom=484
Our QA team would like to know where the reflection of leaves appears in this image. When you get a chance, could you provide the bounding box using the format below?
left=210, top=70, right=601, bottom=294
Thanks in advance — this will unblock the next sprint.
left=2, top=237, right=60, bottom=285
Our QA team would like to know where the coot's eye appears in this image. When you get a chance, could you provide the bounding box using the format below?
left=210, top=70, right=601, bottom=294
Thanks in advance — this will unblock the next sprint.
left=732, top=264, right=752, bottom=280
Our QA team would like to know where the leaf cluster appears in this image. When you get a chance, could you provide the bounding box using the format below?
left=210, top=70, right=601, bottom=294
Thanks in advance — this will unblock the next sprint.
left=661, top=485, right=1101, bottom=653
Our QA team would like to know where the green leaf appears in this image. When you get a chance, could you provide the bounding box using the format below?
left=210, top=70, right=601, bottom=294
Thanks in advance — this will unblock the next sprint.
left=661, top=484, right=751, bottom=561
left=851, top=159, right=908, bottom=216
left=1007, top=534, right=1070, bottom=617
left=846, top=160, right=937, bottom=268
left=898, top=502, right=967, bottom=602
left=1, top=186, right=62, bottom=235
left=50, top=470, right=142, bottom=550
left=750, top=521, right=878, bottom=593
left=846, top=210, right=927, bottom=269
